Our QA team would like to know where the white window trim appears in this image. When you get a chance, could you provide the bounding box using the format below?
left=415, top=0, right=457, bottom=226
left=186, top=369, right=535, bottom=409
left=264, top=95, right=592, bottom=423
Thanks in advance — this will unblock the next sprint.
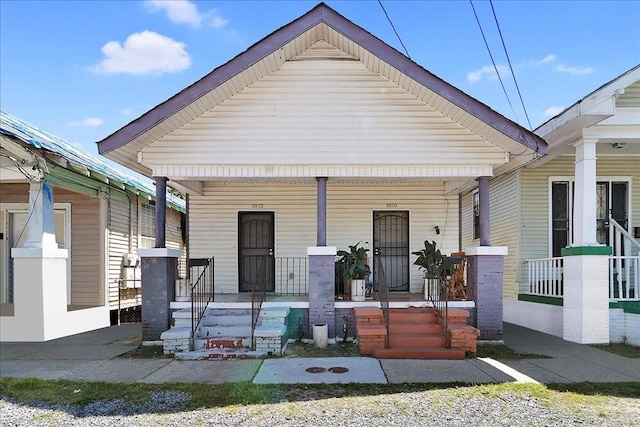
left=547, top=176, right=632, bottom=256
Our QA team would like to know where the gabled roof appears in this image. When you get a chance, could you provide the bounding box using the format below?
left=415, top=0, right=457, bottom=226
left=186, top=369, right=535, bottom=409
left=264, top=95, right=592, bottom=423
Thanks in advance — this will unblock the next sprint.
left=532, top=64, right=640, bottom=160
left=97, top=2, right=546, bottom=176
left=0, top=111, right=185, bottom=211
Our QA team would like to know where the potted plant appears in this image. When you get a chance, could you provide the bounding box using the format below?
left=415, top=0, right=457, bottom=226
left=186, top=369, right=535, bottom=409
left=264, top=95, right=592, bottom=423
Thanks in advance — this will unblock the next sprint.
left=337, top=242, right=371, bottom=302
left=412, top=240, right=454, bottom=300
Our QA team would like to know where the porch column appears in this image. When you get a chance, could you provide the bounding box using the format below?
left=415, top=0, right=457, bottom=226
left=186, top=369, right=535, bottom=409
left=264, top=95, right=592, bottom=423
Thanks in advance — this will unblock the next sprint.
left=23, top=181, right=57, bottom=250
left=572, top=138, right=598, bottom=246
left=316, top=177, right=327, bottom=246
left=155, top=176, right=167, bottom=248
left=478, top=176, right=490, bottom=246
left=307, top=246, right=337, bottom=340
left=465, top=246, right=507, bottom=340
left=561, top=137, right=610, bottom=344
left=5, top=182, right=70, bottom=341
left=139, top=248, right=180, bottom=342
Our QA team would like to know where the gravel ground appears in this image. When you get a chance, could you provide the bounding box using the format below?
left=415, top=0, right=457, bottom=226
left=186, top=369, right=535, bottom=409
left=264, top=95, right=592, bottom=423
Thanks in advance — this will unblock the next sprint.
left=2, top=388, right=639, bottom=427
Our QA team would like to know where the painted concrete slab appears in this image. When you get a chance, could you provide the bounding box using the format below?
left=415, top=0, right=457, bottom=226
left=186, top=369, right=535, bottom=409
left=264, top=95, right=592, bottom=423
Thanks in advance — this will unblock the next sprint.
left=254, top=357, right=387, bottom=384
left=507, top=358, right=637, bottom=383
left=381, top=359, right=512, bottom=384
left=63, top=360, right=173, bottom=383
left=139, top=360, right=262, bottom=384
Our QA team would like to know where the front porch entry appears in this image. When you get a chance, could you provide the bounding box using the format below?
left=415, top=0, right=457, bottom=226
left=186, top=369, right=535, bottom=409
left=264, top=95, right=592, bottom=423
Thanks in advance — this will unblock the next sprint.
left=373, top=210, right=409, bottom=292
left=238, top=211, right=275, bottom=293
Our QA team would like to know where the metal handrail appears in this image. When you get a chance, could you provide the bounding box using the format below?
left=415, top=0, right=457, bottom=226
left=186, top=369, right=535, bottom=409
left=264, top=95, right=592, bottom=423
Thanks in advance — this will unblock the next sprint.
left=251, top=256, right=271, bottom=349
left=374, top=257, right=390, bottom=347
left=425, top=275, right=449, bottom=347
left=190, top=257, right=214, bottom=351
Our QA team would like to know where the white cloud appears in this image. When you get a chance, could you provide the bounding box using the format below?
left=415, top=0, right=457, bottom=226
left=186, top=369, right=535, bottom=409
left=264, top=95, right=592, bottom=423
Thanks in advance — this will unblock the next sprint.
left=122, top=108, right=132, bottom=117
left=91, top=31, right=191, bottom=76
left=535, top=54, right=556, bottom=66
left=146, top=0, right=228, bottom=29
left=555, top=64, right=594, bottom=74
left=544, top=106, right=566, bottom=117
left=68, top=117, right=104, bottom=128
left=467, top=65, right=509, bottom=83
left=147, top=0, right=202, bottom=28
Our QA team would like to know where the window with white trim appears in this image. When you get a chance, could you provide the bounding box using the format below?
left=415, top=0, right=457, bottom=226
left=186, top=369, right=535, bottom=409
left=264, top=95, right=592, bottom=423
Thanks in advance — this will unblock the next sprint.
left=140, top=201, right=156, bottom=249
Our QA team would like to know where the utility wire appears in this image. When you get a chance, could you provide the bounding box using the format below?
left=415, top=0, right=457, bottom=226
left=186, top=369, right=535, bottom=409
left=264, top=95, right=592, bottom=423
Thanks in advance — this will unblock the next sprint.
left=469, top=0, right=520, bottom=124
left=489, top=0, right=533, bottom=131
left=377, top=0, right=411, bottom=59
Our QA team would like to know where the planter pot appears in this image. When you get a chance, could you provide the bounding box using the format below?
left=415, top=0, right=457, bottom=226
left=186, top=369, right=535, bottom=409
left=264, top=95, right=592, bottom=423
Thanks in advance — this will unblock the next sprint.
left=313, top=323, right=328, bottom=348
left=424, top=277, right=440, bottom=300
left=350, top=279, right=366, bottom=302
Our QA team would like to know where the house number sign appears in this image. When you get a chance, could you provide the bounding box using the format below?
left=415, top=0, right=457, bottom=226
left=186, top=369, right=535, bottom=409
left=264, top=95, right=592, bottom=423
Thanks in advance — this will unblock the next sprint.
left=252, top=204, right=264, bottom=208
left=386, top=203, right=398, bottom=208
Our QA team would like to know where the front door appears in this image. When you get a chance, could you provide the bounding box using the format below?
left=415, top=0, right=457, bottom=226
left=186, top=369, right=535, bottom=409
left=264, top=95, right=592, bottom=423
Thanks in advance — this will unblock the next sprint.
left=373, top=211, right=409, bottom=292
left=238, top=212, right=275, bottom=292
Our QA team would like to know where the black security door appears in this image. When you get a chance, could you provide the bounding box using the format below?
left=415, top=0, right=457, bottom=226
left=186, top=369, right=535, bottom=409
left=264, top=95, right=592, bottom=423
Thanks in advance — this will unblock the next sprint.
left=373, top=211, right=409, bottom=292
left=238, top=212, right=275, bottom=292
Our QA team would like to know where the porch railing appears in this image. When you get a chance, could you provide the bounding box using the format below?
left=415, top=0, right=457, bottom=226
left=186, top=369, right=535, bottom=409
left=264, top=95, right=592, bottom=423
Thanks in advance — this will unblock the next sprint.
left=610, top=218, right=639, bottom=300
left=526, top=257, right=564, bottom=297
left=190, top=257, right=214, bottom=351
left=274, top=257, right=308, bottom=296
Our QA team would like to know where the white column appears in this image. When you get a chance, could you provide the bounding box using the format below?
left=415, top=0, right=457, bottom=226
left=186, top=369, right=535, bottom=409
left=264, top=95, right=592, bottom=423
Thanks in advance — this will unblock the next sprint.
left=572, top=138, right=598, bottom=247
left=23, top=182, right=58, bottom=250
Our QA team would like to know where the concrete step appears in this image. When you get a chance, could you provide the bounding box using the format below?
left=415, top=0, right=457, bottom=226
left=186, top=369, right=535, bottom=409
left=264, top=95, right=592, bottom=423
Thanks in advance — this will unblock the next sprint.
left=388, top=333, right=446, bottom=348
left=387, top=311, right=438, bottom=324
left=371, top=347, right=465, bottom=360
left=194, top=336, right=251, bottom=350
left=197, top=325, right=252, bottom=338
left=174, top=348, right=268, bottom=360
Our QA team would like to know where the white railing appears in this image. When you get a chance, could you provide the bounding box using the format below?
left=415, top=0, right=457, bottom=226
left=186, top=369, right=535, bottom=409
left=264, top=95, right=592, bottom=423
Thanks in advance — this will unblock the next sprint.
left=526, top=257, right=564, bottom=297
left=610, top=256, right=639, bottom=301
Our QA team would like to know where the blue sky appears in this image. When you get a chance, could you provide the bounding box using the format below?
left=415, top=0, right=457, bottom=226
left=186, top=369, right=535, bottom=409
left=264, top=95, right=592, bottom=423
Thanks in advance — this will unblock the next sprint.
left=1, top=0, right=639, bottom=157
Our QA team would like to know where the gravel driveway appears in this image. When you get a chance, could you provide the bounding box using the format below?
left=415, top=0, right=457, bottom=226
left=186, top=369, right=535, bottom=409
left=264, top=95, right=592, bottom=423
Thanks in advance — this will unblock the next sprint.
left=2, top=386, right=639, bottom=427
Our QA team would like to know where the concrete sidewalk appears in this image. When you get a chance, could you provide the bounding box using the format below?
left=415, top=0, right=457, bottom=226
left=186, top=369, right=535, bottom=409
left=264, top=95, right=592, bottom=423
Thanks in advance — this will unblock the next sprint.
left=1, top=323, right=638, bottom=384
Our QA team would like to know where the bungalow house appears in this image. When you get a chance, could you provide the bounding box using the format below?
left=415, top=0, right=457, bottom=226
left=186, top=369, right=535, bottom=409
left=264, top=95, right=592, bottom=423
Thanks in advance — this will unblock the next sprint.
left=0, top=111, right=185, bottom=341
left=480, top=65, right=639, bottom=345
left=96, top=3, right=547, bottom=356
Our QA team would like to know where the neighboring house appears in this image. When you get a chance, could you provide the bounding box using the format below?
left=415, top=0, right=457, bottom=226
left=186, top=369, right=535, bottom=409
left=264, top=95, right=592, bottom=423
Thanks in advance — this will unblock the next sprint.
left=96, top=3, right=547, bottom=346
left=464, top=65, right=640, bottom=345
left=0, top=111, right=185, bottom=341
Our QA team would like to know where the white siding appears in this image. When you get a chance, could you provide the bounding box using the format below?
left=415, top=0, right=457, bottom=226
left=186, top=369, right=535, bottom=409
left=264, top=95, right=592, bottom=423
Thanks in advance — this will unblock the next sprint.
left=190, top=181, right=459, bottom=294
left=68, top=193, right=101, bottom=306
left=108, top=196, right=137, bottom=310
left=143, top=42, right=504, bottom=170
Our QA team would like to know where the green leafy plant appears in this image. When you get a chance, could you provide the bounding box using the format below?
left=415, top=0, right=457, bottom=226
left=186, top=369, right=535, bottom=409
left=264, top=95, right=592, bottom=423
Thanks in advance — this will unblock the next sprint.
left=337, top=242, right=371, bottom=280
left=412, top=240, right=454, bottom=280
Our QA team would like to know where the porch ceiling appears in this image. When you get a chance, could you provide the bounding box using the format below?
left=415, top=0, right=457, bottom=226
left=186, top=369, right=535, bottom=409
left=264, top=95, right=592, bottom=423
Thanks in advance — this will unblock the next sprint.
left=97, top=3, right=546, bottom=183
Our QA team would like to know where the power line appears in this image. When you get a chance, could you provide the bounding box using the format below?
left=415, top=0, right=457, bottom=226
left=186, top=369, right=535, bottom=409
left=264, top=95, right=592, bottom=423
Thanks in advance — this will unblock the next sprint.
left=489, top=0, right=533, bottom=131
left=469, top=0, right=520, bottom=124
left=377, top=0, right=411, bottom=59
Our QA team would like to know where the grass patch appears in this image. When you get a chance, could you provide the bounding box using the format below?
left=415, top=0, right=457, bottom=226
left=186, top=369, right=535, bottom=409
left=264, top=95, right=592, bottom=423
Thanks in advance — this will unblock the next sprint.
left=592, top=343, right=640, bottom=358
left=2, top=377, right=638, bottom=411
left=282, top=340, right=360, bottom=358
left=474, top=343, right=549, bottom=359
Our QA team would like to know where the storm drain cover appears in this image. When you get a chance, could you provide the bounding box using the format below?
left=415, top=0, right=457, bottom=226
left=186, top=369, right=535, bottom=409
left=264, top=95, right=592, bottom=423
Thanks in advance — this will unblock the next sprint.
left=306, top=367, right=327, bottom=373
left=328, top=367, right=349, bottom=374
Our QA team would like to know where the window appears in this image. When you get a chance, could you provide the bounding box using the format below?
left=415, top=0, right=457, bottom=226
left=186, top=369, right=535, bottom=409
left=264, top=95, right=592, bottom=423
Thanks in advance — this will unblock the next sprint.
left=550, top=178, right=629, bottom=256
left=140, top=202, right=155, bottom=249
left=472, top=191, right=480, bottom=240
